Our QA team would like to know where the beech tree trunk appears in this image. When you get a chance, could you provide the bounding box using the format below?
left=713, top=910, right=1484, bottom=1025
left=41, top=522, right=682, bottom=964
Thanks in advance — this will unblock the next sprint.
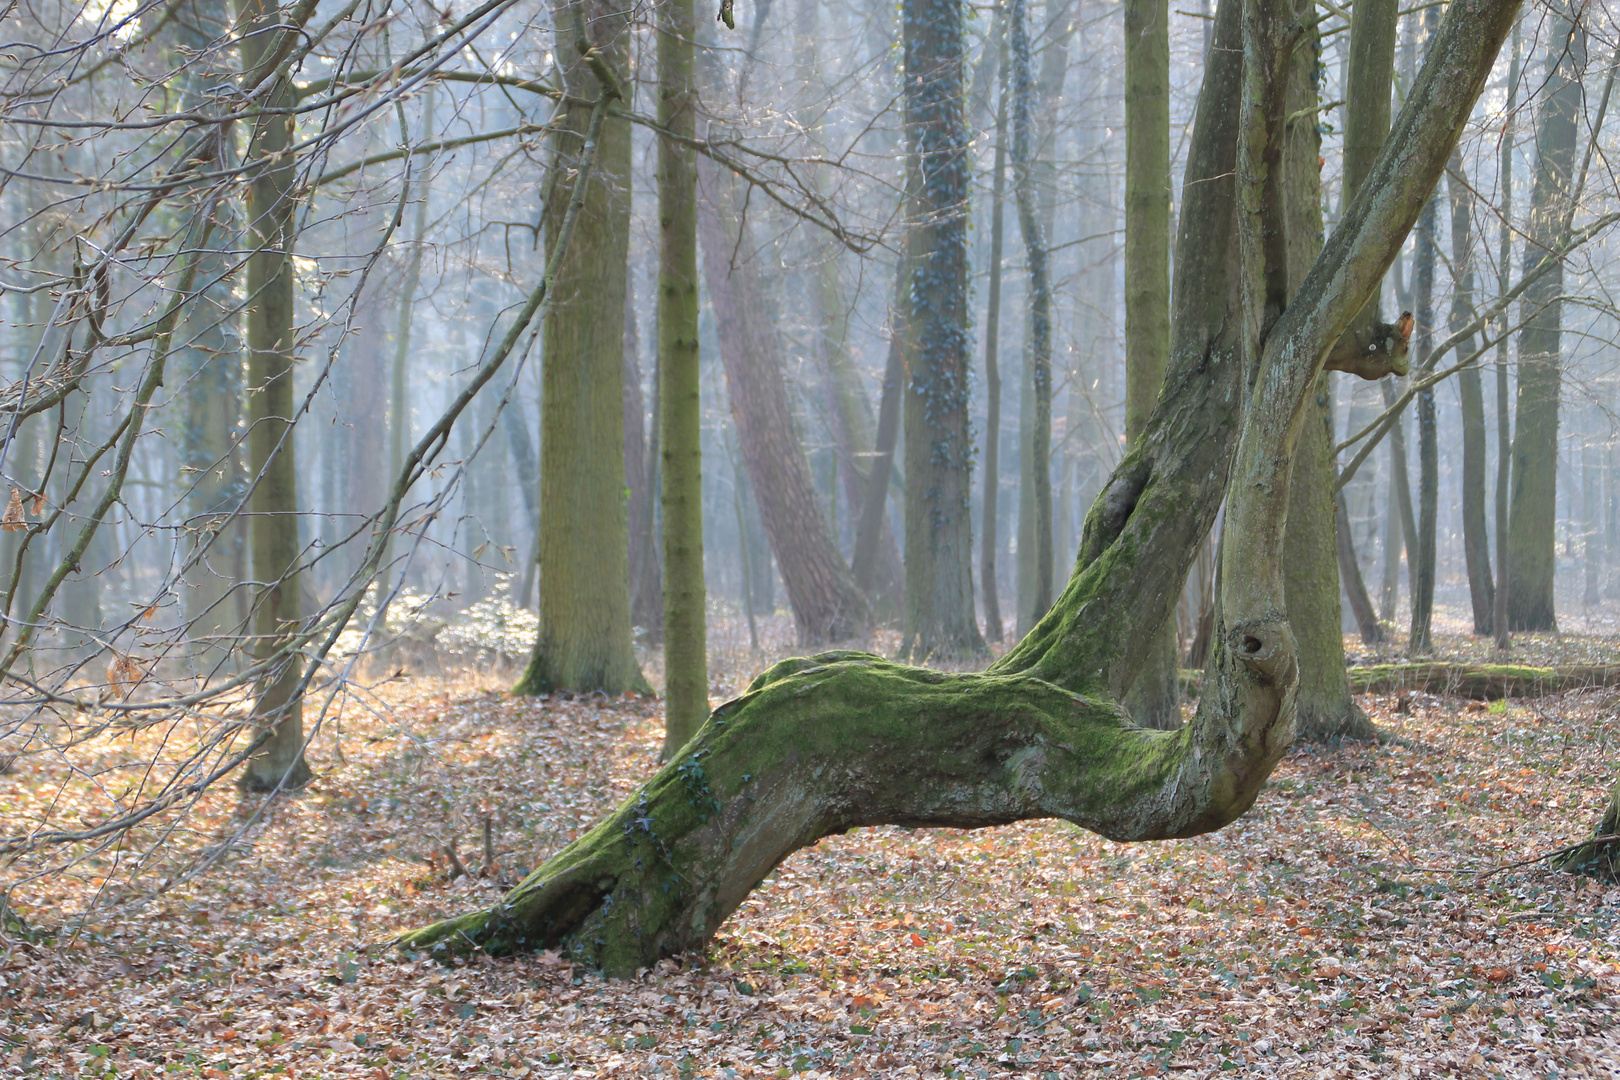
left=516, top=0, right=648, bottom=697
left=696, top=156, right=870, bottom=646
left=1448, top=154, right=1495, bottom=635
left=401, top=0, right=1521, bottom=977
left=1556, top=778, right=1619, bottom=881
left=899, top=0, right=984, bottom=661
left=238, top=0, right=311, bottom=791
left=1507, top=12, right=1583, bottom=632
left=1121, top=0, right=1179, bottom=731
left=1408, top=188, right=1439, bottom=656
left=979, top=43, right=1009, bottom=643
left=657, top=0, right=706, bottom=754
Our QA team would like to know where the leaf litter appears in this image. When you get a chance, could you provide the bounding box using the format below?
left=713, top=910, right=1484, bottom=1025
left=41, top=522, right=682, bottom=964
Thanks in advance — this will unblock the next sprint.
left=1, top=627, right=1618, bottom=1078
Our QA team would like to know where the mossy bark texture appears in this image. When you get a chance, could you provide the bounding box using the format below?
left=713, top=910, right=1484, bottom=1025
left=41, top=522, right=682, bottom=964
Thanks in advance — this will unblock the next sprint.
left=1347, top=662, right=1620, bottom=700
left=1555, top=778, right=1618, bottom=881
left=516, top=0, right=648, bottom=697
left=401, top=0, right=1522, bottom=977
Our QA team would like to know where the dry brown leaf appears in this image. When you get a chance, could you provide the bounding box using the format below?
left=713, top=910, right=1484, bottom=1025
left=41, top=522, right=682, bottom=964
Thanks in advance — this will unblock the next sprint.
left=2, top=488, right=25, bottom=532
left=28, top=492, right=44, bottom=515
left=106, top=653, right=144, bottom=697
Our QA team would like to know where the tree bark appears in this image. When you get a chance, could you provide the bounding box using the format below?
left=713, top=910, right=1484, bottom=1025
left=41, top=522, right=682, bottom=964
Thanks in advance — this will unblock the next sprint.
left=1448, top=154, right=1494, bottom=635
left=979, top=31, right=1009, bottom=644
left=900, top=0, right=984, bottom=661
left=657, top=0, right=706, bottom=755
left=515, top=0, right=649, bottom=696
left=1408, top=187, right=1439, bottom=656
left=1507, top=11, right=1583, bottom=632
left=696, top=156, right=870, bottom=646
left=401, top=0, right=1522, bottom=976
left=1121, top=0, right=1179, bottom=730
left=238, top=0, right=311, bottom=790
left=1348, top=663, right=1620, bottom=700
left=1555, top=777, right=1618, bottom=881
left=1493, top=23, right=1520, bottom=652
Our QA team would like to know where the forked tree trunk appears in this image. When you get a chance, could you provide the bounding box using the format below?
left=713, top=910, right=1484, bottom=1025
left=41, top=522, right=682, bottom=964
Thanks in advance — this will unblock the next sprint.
left=400, top=0, right=1521, bottom=977
left=696, top=156, right=870, bottom=646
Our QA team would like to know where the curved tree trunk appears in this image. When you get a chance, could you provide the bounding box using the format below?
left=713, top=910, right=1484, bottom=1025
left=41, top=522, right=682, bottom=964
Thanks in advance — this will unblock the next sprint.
left=696, top=156, right=870, bottom=646
left=400, top=0, right=1521, bottom=977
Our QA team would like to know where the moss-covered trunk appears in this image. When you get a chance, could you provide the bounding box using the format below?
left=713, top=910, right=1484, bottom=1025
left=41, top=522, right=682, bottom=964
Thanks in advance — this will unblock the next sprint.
left=1556, top=778, right=1618, bottom=881
left=402, top=0, right=1522, bottom=977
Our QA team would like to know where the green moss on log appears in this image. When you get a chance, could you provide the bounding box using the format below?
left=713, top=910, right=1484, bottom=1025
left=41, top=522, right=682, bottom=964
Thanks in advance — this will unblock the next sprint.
left=1346, top=663, right=1620, bottom=700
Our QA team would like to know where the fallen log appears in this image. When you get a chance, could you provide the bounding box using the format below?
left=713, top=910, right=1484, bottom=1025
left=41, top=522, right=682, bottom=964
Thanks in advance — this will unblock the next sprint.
left=1345, top=663, right=1620, bottom=700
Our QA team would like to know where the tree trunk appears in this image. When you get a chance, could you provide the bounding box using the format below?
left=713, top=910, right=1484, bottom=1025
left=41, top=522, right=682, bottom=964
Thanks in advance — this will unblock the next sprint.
left=1493, top=23, right=1520, bottom=652
left=1507, top=12, right=1583, bottom=632
left=900, top=0, right=984, bottom=661
left=1555, top=777, right=1618, bottom=881
left=623, top=290, right=663, bottom=639
left=238, top=0, right=310, bottom=791
left=401, top=0, right=1521, bottom=976
left=696, top=156, right=869, bottom=646
left=1448, top=154, right=1494, bottom=635
left=1407, top=188, right=1439, bottom=656
left=657, top=0, right=706, bottom=755
left=849, top=265, right=904, bottom=606
left=1120, top=0, right=1179, bottom=731
left=1336, top=490, right=1383, bottom=643
left=515, top=0, right=649, bottom=696
left=1279, top=6, right=1371, bottom=739
left=979, top=40, right=1009, bottom=644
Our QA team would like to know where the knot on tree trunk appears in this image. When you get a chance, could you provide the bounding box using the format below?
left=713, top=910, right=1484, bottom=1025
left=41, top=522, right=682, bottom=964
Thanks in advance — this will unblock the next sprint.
left=1225, top=619, right=1294, bottom=683
left=1323, top=313, right=1413, bottom=380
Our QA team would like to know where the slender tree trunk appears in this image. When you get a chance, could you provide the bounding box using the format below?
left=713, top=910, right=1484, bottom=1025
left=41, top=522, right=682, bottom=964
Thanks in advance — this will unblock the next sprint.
left=516, top=0, right=649, bottom=695
left=1336, top=490, right=1383, bottom=643
left=1009, top=0, right=1051, bottom=638
left=1407, top=188, right=1439, bottom=656
left=1494, top=23, right=1520, bottom=651
left=1583, top=413, right=1602, bottom=609
left=900, top=0, right=984, bottom=661
left=623, top=290, right=663, bottom=639
left=979, top=37, right=1009, bottom=644
left=696, top=156, right=869, bottom=646
left=1345, top=0, right=1400, bottom=640
left=1448, top=153, right=1494, bottom=634
left=657, top=0, right=705, bottom=754
left=1121, top=0, right=1178, bottom=729
left=1507, top=11, right=1583, bottom=633
left=238, top=0, right=310, bottom=790
left=850, top=266, right=905, bottom=604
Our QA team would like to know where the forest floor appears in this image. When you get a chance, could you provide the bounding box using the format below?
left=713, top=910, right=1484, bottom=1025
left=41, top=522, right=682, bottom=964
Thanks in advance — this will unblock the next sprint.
left=2, top=618, right=1619, bottom=1078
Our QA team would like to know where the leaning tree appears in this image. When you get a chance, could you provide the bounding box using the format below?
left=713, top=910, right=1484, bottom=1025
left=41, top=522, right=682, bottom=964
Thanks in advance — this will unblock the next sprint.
left=400, top=0, right=1522, bottom=976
